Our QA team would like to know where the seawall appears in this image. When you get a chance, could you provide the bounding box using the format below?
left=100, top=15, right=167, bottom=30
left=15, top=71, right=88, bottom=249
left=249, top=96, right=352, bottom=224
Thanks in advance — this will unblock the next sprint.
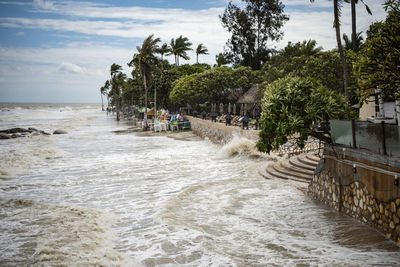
left=308, top=146, right=400, bottom=244
left=185, top=116, right=259, bottom=144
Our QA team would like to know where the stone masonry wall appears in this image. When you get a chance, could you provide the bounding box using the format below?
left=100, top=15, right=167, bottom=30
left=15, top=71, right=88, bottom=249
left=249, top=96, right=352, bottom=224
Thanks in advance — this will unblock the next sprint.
left=309, top=168, right=400, bottom=244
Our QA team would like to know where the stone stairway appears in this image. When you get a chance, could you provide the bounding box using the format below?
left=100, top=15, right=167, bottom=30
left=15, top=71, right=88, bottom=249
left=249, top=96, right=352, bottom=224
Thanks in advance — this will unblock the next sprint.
left=259, top=152, right=321, bottom=183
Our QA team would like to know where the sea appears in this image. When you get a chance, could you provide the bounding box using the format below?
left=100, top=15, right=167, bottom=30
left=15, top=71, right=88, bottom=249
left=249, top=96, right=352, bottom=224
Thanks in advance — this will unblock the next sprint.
left=0, top=103, right=399, bottom=266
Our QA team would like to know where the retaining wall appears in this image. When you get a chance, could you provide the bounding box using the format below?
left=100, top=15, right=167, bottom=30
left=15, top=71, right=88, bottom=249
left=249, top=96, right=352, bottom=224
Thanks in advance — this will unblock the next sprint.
left=186, top=116, right=259, bottom=144
left=308, top=146, right=400, bottom=243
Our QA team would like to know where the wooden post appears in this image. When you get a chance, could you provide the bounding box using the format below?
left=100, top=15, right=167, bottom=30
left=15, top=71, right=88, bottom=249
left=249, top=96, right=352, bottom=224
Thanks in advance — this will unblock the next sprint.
left=351, top=119, right=357, bottom=148
left=381, top=121, right=387, bottom=155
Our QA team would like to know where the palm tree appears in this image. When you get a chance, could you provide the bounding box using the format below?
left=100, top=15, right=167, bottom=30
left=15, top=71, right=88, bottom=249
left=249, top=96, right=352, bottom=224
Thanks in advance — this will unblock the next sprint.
left=104, top=80, right=110, bottom=107
left=195, top=43, right=209, bottom=64
left=215, top=53, right=229, bottom=67
left=110, top=63, right=123, bottom=120
left=157, top=43, right=170, bottom=61
left=299, top=39, right=323, bottom=56
left=100, top=80, right=110, bottom=111
left=343, top=32, right=364, bottom=51
left=311, top=0, right=349, bottom=102
left=345, top=0, right=371, bottom=52
left=128, top=34, right=160, bottom=130
left=333, top=0, right=349, bottom=102
left=168, top=35, right=192, bottom=66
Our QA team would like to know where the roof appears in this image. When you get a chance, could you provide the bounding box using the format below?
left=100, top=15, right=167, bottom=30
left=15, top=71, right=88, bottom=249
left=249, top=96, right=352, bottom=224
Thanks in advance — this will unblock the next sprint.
left=236, top=84, right=262, bottom=104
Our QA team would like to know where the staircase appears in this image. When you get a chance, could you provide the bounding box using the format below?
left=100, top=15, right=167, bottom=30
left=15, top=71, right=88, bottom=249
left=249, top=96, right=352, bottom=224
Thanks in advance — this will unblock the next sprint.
left=259, top=152, right=321, bottom=183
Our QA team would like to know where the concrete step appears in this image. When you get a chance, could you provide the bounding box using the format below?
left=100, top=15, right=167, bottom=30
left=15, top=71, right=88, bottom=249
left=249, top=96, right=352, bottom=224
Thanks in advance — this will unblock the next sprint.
left=297, top=153, right=319, bottom=167
left=280, top=159, right=314, bottom=176
left=289, top=156, right=317, bottom=171
left=273, top=164, right=312, bottom=182
left=265, top=164, right=289, bottom=180
left=306, top=152, right=321, bottom=162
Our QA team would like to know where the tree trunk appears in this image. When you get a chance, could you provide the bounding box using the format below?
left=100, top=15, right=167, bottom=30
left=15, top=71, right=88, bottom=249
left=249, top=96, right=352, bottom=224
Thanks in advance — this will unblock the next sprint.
left=143, top=74, right=148, bottom=130
left=101, top=94, right=104, bottom=111
left=351, top=0, right=356, bottom=52
left=196, top=54, right=198, bottom=64
left=334, top=0, right=349, bottom=102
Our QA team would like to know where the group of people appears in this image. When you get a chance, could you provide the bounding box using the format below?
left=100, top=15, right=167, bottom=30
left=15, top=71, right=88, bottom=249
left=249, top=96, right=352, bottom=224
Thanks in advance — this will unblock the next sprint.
left=200, top=112, right=259, bottom=130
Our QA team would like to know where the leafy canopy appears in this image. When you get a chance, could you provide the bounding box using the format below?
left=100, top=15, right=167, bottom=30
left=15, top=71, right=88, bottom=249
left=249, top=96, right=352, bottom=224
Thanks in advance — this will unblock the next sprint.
left=257, top=76, right=350, bottom=153
left=220, top=0, right=289, bottom=70
left=355, top=0, right=400, bottom=99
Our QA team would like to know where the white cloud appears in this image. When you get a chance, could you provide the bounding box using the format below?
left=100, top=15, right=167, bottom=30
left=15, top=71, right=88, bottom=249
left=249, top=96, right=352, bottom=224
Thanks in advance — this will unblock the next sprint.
left=57, top=62, right=85, bottom=74
left=32, top=0, right=55, bottom=11
left=15, top=31, right=24, bottom=36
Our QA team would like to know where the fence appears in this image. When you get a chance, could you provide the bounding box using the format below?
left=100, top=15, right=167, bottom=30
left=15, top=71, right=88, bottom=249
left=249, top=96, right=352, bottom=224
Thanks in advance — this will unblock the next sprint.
left=330, top=120, right=400, bottom=157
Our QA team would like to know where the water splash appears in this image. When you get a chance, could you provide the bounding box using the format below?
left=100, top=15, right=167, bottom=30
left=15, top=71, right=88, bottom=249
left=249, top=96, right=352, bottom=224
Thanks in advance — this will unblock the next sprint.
left=220, top=134, right=280, bottom=161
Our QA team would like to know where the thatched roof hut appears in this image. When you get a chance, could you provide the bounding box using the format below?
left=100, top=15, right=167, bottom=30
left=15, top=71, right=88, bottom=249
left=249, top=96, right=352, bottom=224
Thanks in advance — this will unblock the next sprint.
left=236, top=84, right=262, bottom=104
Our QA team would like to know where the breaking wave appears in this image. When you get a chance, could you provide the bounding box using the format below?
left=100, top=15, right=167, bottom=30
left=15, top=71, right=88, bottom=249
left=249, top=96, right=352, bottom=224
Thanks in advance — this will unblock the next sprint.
left=0, top=136, right=65, bottom=178
left=0, top=197, right=136, bottom=267
left=220, top=134, right=280, bottom=161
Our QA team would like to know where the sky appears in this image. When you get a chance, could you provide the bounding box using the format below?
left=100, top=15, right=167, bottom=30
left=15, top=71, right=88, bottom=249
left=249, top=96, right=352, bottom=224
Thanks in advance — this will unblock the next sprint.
left=0, top=0, right=387, bottom=103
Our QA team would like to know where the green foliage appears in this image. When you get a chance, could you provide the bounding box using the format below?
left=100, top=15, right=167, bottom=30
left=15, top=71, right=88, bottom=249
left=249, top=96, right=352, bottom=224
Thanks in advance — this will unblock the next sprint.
left=262, top=41, right=360, bottom=105
left=170, top=67, right=235, bottom=106
left=220, top=0, right=289, bottom=69
left=355, top=0, right=400, bottom=99
left=257, top=76, right=350, bottom=153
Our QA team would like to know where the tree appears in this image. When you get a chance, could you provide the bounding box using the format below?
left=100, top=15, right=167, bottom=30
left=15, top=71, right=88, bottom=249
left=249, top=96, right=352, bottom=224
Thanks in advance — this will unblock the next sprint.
left=344, top=0, right=371, bottom=52
left=343, top=32, right=364, bottom=52
left=195, top=43, right=209, bottom=64
left=299, top=39, right=323, bottom=56
left=310, top=0, right=350, bottom=102
left=100, top=80, right=110, bottom=110
left=220, top=0, right=289, bottom=70
left=215, top=52, right=230, bottom=67
left=256, top=76, right=350, bottom=153
left=356, top=0, right=400, bottom=100
left=157, top=43, right=170, bottom=61
left=168, top=35, right=192, bottom=66
left=110, top=63, right=123, bottom=120
left=128, top=34, right=160, bottom=130
left=170, top=67, right=235, bottom=107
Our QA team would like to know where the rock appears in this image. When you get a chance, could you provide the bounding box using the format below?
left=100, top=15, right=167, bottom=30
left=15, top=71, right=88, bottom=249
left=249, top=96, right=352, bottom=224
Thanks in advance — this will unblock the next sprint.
left=0, top=133, right=11, bottom=139
left=0, top=127, right=30, bottom=134
left=391, top=202, right=396, bottom=213
left=53, top=130, right=67, bottom=134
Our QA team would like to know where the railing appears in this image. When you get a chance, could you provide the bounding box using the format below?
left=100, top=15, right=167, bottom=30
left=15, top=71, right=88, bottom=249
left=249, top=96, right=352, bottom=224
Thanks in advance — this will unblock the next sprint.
left=330, top=119, right=400, bottom=157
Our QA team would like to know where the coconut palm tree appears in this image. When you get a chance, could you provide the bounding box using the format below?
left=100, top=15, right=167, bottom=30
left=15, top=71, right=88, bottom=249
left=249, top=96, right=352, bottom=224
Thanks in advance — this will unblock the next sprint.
left=333, top=0, right=349, bottom=102
left=344, top=0, right=371, bottom=52
left=311, top=0, right=349, bottom=102
left=157, top=43, right=170, bottom=61
left=195, top=43, right=209, bottom=64
left=128, top=34, right=160, bottom=130
left=110, top=63, right=123, bottom=120
left=168, top=35, right=192, bottom=66
left=299, top=39, right=323, bottom=56
left=104, top=80, right=110, bottom=107
left=343, top=32, right=364, bottom=52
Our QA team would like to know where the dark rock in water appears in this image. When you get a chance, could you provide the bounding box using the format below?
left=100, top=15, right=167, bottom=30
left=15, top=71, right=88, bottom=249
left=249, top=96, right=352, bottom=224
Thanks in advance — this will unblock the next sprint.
left=0, top=127, right=31, bottom=134
left=0, top=133, right=11, bottom=139
left=53, top=129, right=67, bottom=134
left=0, top=127, right=51, bottom=138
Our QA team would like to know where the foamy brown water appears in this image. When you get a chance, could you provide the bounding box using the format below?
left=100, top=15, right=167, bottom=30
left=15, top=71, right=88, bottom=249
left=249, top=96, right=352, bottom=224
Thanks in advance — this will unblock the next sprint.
left=0, top=103, right=399, bottom=266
